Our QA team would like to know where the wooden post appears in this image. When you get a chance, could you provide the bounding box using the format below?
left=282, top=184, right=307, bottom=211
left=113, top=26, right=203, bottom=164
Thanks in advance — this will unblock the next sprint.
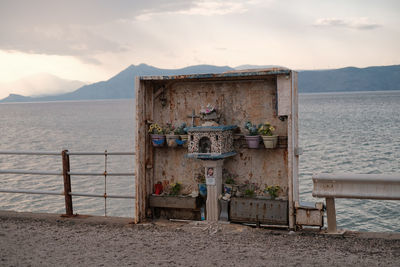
left=326, top=197, right=337, bottom=233
left=62, top=150, right=73, bottom=216
left=135, top=77, right=147, bottom=223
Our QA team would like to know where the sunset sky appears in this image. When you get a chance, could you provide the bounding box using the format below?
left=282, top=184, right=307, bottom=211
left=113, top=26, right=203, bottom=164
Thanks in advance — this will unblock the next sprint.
left=0, top=0, right=399, bottom=97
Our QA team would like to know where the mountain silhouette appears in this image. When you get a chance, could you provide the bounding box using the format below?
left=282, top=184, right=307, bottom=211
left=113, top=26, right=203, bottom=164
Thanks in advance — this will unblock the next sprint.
left=1, top=64, right=399, bottom=103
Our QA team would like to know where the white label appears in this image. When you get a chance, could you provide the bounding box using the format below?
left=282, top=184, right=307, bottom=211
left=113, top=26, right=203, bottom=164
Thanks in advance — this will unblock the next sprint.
left=206, top=177, right=216, bottom=185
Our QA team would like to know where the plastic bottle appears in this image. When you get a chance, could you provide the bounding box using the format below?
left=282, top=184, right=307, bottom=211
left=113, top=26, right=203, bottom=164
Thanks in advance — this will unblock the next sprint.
left=200, top=205, right=205, bottom=221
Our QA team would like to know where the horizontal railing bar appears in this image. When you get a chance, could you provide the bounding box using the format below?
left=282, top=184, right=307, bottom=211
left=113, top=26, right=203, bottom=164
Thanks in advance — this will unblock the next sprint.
left=0, top=170, right=134, bottom=176
left=312, top=173, right=400, bottom=200
left=313, top=173, right=400, bottom=183
left=66, top=152, right=135, bottom=155
left=0, top=151, right=60, bottom=156
left=0, top=170, right=62, bottom=175
left=68, top=172, right=135, bottom=176
left=0, top=189, right=135, bottom=199
left=0, top=151, right=135, bottom=156
left=69, top=192, right=135, bottom=199
left=0, top=189, right=64, bottom=196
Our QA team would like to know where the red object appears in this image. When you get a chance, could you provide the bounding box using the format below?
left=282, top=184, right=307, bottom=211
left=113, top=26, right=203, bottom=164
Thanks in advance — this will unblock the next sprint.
left=154, top=183, right=163, bottom=195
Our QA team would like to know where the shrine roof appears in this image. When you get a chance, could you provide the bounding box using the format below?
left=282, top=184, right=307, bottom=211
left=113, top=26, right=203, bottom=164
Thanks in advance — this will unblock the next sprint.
left=186, top=125, right=237, bottom=132
left=138, top=68, right=292, bottom=81
left=185, top=151, right=237, bottom=160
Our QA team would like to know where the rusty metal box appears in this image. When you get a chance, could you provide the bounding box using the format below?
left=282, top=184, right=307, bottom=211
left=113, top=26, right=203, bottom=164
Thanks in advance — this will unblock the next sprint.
left=230, top=197, right=288, bottom=225
left=295, top=201, right=324, bottom=227
left=149, top=195, right=198, bottom=209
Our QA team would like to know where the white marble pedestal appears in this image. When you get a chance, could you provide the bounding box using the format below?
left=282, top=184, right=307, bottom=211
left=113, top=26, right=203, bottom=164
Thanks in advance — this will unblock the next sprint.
left=204, top=159, right=224, bottom=221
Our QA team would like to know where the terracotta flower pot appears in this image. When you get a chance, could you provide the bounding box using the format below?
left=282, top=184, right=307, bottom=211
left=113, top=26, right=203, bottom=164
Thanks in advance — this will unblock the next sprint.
left=261, top=135, right=278, bottom=149
left=245, top=135, right=260, bottom=149
left=150, top=134, right=165, bottom=147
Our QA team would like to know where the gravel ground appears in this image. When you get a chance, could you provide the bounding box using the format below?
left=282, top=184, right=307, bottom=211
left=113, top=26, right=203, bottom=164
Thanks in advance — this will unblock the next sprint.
left=0, top=211, right=399, bottom=267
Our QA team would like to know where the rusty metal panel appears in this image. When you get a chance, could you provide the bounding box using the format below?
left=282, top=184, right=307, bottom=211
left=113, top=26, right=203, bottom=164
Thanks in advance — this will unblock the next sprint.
left=230, top=197, right=288, bottom=225
left=149, top=195, right=198, bottom=209
left=295, top=202, right=324, bottom=227
left=296, top=209, right=324, bottom=227
left=150, top=79, right=289, bottom=197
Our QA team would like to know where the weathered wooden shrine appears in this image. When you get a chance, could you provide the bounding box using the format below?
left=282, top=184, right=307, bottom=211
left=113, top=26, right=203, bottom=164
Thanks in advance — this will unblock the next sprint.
left=135, top=68, right=304, bottom=229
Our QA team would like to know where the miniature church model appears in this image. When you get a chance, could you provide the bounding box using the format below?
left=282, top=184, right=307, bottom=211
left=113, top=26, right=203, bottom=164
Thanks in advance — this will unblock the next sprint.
left=187, top=104, right=237, bottom=159
left=186, top=126, right=237, bottom=159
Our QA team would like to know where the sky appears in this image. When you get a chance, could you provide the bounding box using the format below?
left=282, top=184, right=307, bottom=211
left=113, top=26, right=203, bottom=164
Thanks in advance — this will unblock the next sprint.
left=0, top=0, right=399, bottom=97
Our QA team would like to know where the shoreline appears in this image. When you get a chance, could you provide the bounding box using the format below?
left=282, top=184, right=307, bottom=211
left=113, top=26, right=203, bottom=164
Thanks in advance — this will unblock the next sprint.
left=1, top=210, right=399, bottom=266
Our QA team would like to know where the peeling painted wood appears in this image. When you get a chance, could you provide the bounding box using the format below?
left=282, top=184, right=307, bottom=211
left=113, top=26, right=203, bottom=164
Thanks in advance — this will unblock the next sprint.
left=277, top=75, right=292, bottom=116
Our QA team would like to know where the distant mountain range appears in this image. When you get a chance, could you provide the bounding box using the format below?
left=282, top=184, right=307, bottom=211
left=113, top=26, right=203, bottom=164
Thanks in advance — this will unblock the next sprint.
left=298, top=65, right=400, bottom=93
left=0, top=73, right=86, bottom=100
left=1, top=64, right=399, bottom=103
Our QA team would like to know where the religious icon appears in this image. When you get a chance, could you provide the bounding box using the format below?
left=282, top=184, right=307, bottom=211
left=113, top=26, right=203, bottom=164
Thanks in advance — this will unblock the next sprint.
left=207, top=167, right=214, bottom=178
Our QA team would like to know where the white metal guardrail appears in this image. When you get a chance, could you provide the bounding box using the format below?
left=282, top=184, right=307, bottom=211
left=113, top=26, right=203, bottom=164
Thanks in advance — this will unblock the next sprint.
left=312, top=173, right=400, bottom=233
left=0, top=150, right=136, bottom=217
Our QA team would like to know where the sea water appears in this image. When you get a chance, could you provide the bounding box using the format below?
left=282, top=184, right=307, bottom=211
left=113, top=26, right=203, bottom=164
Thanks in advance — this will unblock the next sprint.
left=0, top=91, right=399, bottom=232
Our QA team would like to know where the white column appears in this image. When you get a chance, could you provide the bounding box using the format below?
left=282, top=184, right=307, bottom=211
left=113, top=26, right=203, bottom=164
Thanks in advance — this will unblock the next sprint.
left=204, top=160, right=224, bottom=221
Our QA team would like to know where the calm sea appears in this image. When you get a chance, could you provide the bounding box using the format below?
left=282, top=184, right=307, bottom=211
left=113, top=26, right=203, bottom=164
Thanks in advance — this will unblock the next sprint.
left=0, top=91, right=399, bottom=232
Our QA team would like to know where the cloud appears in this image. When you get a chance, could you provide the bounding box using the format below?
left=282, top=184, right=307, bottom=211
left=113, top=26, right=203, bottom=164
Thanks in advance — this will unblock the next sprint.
left=136, top=0, right=250, bottom=21
left=0, top=0, right=198, bottom=64
left=313, top=17, right=381, bottom=30
left=177, top=1, right=247, bottom=16
left=0, top=0, right=255, bottom=63
left=0, top=24, right=126, bottom=64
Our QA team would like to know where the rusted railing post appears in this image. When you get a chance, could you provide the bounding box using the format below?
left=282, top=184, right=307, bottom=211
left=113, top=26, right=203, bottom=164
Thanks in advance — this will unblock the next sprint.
left=62, top=150, right=73, bottom=216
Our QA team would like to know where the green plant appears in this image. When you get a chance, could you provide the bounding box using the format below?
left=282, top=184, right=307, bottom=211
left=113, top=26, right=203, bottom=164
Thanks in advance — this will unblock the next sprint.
left=225, top=177, right=235, bottom=185
left=258, top=123, right=275, bottom=136
left=170, top=182, right=181, bottom=196
left=265, top=185, right=280, bottom=199
left=244, top=189, right=255, bottom=197
left=164, top=123, right=175, bottom=135
left=244, top=121, right=259, bottom=136
left=148, top=123, right=164, bottom=134
left=222, top=169, right=237, bottom=184
left=174, top=122, right=187, bottom=135
left=240, top=180, right=259, bottom=197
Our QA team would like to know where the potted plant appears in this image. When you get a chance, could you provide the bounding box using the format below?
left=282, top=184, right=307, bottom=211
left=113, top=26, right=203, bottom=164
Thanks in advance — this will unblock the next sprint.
left=175, top=123, right=188, bottom=147
left=264, top=185, right=280, bottom=200
left=258, top=122, right=277, bottom=149
left=222, top=169, right=237, bottom=196
left=149, top=123, right=165, bottom=147
left=149, top=181, right=198, bottom=211
left=169, top=182, right=182, bottom=196
left=236, top=180, right=259, bottom=198
left=244, top=182, right=258, bottom=198
left=165, top=123, right=179, bottom=147
left=244, top=121, right=260, bottom=149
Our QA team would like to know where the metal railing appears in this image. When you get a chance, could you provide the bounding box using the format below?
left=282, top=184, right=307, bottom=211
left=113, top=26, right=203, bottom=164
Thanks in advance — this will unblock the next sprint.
left=0, top=150, right=135, bottom=217
left=312, top=173, right=400, bottom=233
